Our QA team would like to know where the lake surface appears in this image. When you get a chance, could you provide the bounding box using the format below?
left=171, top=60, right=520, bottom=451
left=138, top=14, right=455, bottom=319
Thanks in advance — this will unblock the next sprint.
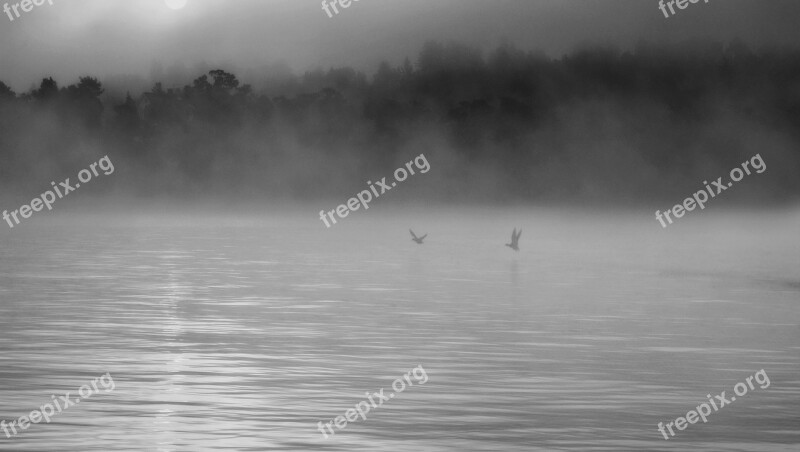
left=0, top=207, right=798, bottom=451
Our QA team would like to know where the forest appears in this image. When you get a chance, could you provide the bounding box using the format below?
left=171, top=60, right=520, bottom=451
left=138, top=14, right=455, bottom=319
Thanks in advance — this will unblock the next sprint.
left=1, top=39, right=798, bottom=204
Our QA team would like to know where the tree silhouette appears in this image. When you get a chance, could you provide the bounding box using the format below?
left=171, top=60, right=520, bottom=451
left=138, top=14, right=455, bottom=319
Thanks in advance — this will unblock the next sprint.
left=0, top=81, right=14, bottom=101
left=0, top=39, right=798, bottom=202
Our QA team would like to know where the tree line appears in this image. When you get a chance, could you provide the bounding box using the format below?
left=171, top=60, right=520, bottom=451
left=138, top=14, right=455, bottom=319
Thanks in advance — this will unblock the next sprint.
left=0, top=39, right=798, bottom=202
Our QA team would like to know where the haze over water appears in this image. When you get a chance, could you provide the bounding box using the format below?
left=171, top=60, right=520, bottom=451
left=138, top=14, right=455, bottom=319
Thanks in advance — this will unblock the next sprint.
left=0, top=208, right=797, bottom=451
left=1, top=0, right=800, bottom=449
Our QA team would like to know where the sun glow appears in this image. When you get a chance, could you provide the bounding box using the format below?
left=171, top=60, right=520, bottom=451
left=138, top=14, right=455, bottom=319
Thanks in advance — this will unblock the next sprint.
left=164, top=0, right=187, bottom=11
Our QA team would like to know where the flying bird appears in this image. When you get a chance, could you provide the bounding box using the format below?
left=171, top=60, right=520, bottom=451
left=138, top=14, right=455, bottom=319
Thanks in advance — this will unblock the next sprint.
left=505, top=228, right=521, bottom=251
left=409, top=229, right=427, bottom=244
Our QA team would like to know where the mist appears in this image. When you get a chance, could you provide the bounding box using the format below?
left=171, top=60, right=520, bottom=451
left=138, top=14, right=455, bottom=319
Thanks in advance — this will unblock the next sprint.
left=2, top=2, right=800, bottom=451
left=1, top=39, right=799, bottom=208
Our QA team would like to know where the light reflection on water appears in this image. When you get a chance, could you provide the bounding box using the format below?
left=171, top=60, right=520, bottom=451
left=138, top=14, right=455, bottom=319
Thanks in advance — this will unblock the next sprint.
left=0, top=209, right=798, bottom=451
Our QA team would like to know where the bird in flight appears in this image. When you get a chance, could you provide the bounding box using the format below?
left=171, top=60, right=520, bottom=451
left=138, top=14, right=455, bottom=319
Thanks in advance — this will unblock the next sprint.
left=409, top=229, right=427, bottom=244
left=505, top=228, right=521, bottom=251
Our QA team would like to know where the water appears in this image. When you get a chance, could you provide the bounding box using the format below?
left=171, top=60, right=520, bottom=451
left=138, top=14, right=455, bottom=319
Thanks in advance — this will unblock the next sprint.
left=0, top=207, right=798, bottom=451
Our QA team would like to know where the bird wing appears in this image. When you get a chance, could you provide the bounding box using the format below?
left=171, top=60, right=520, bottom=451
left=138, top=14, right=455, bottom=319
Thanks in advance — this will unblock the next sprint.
left=419, top=234, right=427, bottom=241
left=409, top=229, right=418, bottom=240
left=515, top=229, right=522, bottom=242
left=510, top=228, right=517, bottom=242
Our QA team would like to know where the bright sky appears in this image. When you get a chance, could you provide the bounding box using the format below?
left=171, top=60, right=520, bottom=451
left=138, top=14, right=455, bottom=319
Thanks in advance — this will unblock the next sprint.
left=1, top=0, right=799, bottom=91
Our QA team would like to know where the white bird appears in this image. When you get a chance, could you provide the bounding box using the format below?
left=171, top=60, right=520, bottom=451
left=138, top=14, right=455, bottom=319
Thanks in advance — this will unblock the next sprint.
left=505, top=228, right=521, bottom=251
left=409, top=229, right=427, bottom=244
